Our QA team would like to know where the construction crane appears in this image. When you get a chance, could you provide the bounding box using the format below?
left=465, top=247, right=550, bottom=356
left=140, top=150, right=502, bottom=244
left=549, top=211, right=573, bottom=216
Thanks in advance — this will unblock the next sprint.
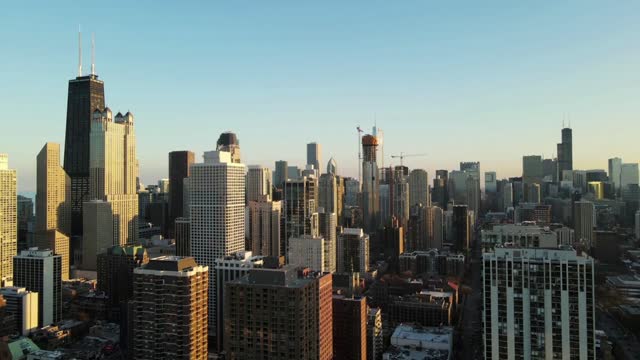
left=390, top=152, right=427, bottom=167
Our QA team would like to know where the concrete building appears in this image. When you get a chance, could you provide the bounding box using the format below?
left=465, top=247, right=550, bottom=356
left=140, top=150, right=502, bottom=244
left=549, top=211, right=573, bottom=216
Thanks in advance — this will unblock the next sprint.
left=36, top=143, right=71, bottom=236
left=82, top=200, right=113, bottom=270
left=246, top=165, right=272, bottom=204
left=319, top=210, right=337, bottom=273
left=409, top=169, right=430, bottom=208
left=338, top=228, right=370, bottom=274
left=367, top=307, right=384, bottom=360
left=13, top=248, right=61, bottom=327
left=225, top=268, right=333, bottom=360
left=34, top=230, right=70, bottom=281
left=96, top=245, right=149, bottom=312
left=574, top=201, right=595, bottom=248
left=288, top=235, right=326, bottom=272
left=212, top=251, right=264, bottom=352
left=307, top=142, right=322, bottom=176
left=0, top=154, right=16, bottom=285
left=190, top=150, right=245, bottom=334
left=481, top=223, right=559, bottom=249
left=132, top=256, right=208, bottom=360
left=248, top=195, right=282, bottom=258
left=283, top=176, right=318, bottom=257
left=482, top=247, right=595, bottom=359
left=333, top=295, right=367, bottom=360
left=168, top=150, right=194, bottom=234
left=0, top=287, right=38, bottom=336
left=383, top=324, right=453, bottom=360
left=88, top=108, right=139, bottom=248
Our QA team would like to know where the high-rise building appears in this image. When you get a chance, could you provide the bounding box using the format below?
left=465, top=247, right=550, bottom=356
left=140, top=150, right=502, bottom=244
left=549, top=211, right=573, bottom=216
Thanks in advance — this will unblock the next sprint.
left=393, top=175, right=410, bottom=228
left=16, top=195, right=34, bottom=253
left=174, top=217, right=191, bottom=256
left=318, top=210, right=337, bottom=273
left=635, top=210, right=640, bottom=240
left=344, top=178, right=361, bottom=207
left=82, top=200, right=114, bottom=270
left=190, top=151, right=245, bottom=334
left=36, top=143, right=71, bottom=235
left=557, top=127, right=573, bottom=179
left=0, top=287, right=38, bottom=336
left=409, top=169, right=429, bottom=208
left=283, top=176, right=318, bottom=256
left=482, top=247, right=595, bottom=359
left=485, top=171, right=497, bottom=193
left=248, top=196, right=282, bottom=258
left=34, top=230, right=70, bottom=281
left=367, top=307, right=383, bottom=360
left=63, top=74, right=106, bottom=238
left=427, top=206, right=444, bottom=250
left=502, top=182, right=513, bottom=211
left=274, top=160, right=289, bottom=188
left=319, top=173, right=338, bottom=214
left=216, top=132, right=241, bottom=164
left=361, top=134, right=380, bottom=232
left=574, top=201, right=595, bottom=248
left=337, top=228, right=370, bottom=274
left=522, top=155, right=544, bottom=185
left=88, top=108, right=139, bottom=249
left=132, top=256, right=208, bottom=360
left=288, top=235, right=326, bottom=272
left=168, top=150, right=194, bottom=234
left=307, top=142, right=322, bottom=175
left=13, top=248, right=61, bottom=327
left=246, top=166, right=272, bottom=204
left=432, top=170, right=449, bottom=206
left=621, top=163, right=639, bottom=189
left=327, top=157, right=338, bottom=176
left=212, top=251, right=264, bottom=352
left=333, top=295, right=367, bottom=360
left=97, top=245, right=149, bottom=312
left=0, top=155, right=17, bottom=285
left=526, top=183, right=541, bottom=204
left=466, top=176, right=480, bottom=219
left=608, top=157, right=623, bottom=192
left=452, top=205, right=470, bottom=252
left=542, top=158, right=558, bottom=182
left=224, top=268, right=333, bottom=360
left=460, top=161, right=481, bottom=182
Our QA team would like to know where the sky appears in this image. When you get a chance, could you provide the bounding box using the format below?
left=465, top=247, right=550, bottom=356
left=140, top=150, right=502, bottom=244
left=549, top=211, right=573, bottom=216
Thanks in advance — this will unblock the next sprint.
left=1, top=1, right=640, bottom=193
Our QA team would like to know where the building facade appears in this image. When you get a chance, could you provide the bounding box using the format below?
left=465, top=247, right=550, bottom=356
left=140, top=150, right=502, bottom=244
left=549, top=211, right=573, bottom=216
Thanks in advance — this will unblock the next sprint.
left=0, top=155, right=16, bottom=285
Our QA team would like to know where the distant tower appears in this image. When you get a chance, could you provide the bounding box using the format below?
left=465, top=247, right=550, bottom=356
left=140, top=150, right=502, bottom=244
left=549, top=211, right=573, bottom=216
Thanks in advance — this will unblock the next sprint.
left=168, top=150, right=194, bottom=234
left=216, top=132, right=241, bottom=163
left=327, top=157, right=338, bottom=176
left=557, top=127, right=573, bottom=180
left=361, top=135, right=380, bottom=232
left=0, top=154, right=17, bottom=285
left=307, top=142, right=322, bottom=175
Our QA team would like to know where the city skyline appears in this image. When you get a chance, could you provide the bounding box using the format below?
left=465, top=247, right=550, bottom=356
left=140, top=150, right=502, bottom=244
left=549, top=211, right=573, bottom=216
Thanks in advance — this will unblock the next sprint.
left=2, top=2, right=640, bottom=192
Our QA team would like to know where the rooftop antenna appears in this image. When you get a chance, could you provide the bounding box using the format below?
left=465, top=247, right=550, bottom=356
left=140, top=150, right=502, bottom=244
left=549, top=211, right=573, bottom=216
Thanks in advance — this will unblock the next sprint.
left=91, top=33, right=95, bottom=75
left=78, top=26, right=82, bottom=76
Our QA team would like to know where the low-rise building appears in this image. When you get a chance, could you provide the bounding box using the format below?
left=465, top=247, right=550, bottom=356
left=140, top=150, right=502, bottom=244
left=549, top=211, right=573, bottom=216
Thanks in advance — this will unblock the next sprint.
left=383, top=324, right=453, bottom=360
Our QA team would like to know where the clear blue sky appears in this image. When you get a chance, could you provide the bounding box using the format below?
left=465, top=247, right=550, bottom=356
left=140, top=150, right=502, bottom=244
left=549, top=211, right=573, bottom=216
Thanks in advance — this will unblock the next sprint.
left=2, top=1, right=639, bottom=192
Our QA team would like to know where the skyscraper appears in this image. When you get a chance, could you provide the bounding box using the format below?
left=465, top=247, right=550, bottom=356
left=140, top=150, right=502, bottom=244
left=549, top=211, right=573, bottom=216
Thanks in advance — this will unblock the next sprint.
left=273, top=160, right=289, bottom=188
left=337, top=228, right=370, bottom=274
left=367, top=307, right=384, bottom=360
left=318, top=209, right=337, bottom=273
left=283, top=176, right=318, bottom=256
left=432, top=170, right=449, bottom=207
left=82, top=200, right=113, bottom=270
left=0, top=287, right=38, bottom=336
left=485, top=171, right=497, bottom=193
left=393, top=174, right=410, bottom=227
left=190, top=150, right=245, bottom=333
left=621, top=163, right=639, bottom=190
left=224, top=268, right=333, bottom=360
left=13, top=248, right=61, bottom=327
left=452, top=205, right=470, bottom=252
left=557, top=127, right=573, bottom=179
left=327, top=157, right=338, bottom=176
left=248, top=196, right=282, bottom=257
left=483, top=247, right=595, bottom=359
left=288, top=235, right=326, bottom=272
left=64, top=73, right=106, bottom=238
left=88, top=108, right=139, bottom=247
left=608, top=157, right=622, bottom=192
left=216, top=132, right=241, bottom=164
left=97, top=245, right=149, bottom=314
left=0, top=154, right=16, bottom=285
left=574, top=201, right=595, bottom=248
left=409, top=169, right=430, bottom=208
left=168, top=150, right=194, bottom=233
left=333, top=295, right=367, bottom=360
left=319, top=173, right=338, bottom=214
left=246, top=165, right=272, bottom=203
left=522, top=155, right=544, bottom=185
left=362, top=134, right=380, bottom=232
left=132, top=256, right=208, bottom=360
left=307, top=142, right=322, bottom=175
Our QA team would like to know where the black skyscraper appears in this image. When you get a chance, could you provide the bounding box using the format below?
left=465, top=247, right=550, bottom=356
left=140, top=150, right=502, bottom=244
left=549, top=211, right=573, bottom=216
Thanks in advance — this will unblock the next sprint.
left=557, top=127, right=573, bottom=180
left=63, top=74, right=105, bottom=239
left=168, top=150, right=194, bottom=235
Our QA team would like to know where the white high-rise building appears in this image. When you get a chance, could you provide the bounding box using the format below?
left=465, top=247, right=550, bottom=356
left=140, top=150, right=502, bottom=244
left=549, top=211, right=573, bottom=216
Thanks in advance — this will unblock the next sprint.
left=288, top=235, right=326, bottom=272
left=574, top=201, right=595, bottom=248
left=482, top=247, right=595, bottom=359
left=246, top=165, right=272, bottom=204
left=190, top=150, right=245, bottom=333
left=87, top=109, right=139, bottom=248
left=0, top=154, right=16, bottom=285
left=409, top=169, right=430, bottom=207
left=318, top=210, right=337, bottom=273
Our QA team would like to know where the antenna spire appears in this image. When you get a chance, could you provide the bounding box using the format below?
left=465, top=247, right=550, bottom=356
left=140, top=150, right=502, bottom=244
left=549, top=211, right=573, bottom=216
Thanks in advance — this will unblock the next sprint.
left=91, top=33, right=95, bottom=75
left=78, top=26, right=83, bottom=76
